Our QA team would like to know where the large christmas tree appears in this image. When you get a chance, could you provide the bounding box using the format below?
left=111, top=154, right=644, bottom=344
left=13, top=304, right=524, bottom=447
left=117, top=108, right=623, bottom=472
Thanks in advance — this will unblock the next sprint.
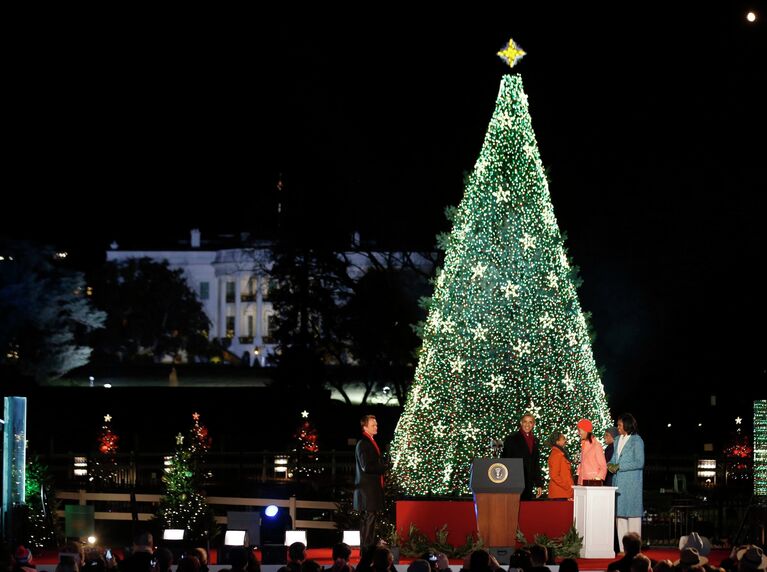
left=391, top=43, right=611, bottom=495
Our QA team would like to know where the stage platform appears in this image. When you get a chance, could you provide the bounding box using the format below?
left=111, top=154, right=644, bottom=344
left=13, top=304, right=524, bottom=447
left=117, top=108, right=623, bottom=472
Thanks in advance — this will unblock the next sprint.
left=396, top=499, right=573, bottom=543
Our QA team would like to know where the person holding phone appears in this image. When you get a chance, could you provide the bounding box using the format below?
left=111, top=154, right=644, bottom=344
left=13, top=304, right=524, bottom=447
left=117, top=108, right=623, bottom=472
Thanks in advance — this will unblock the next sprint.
left=121, top=532, right=153, bottom=572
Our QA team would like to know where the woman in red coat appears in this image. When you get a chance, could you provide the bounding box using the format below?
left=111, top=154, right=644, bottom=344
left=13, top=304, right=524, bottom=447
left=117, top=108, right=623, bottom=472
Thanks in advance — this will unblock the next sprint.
left=548, top=432, right=574, bottom=499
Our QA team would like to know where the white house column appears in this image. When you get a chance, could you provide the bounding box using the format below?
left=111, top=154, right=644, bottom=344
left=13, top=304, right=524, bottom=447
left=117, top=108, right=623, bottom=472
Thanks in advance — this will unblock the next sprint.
left=218, top=276, right=227, bottom=340
left=255, top=275, right=264, bottom=343
left=234, top=274, right=243, bottom=340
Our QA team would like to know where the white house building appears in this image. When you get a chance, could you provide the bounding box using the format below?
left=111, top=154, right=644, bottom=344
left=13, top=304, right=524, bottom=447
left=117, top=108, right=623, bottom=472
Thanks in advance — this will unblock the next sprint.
left=106, top=229, right=434, bottom=367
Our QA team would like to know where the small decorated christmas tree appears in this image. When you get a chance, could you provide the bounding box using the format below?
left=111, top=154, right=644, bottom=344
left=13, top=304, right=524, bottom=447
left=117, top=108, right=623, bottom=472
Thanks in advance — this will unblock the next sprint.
left=724, top=419, right=753, bottom=485
left=289, top=411, right=323, bottom=478
left=157, top=412, right=217, bottom=541
left=22, top=456, right=61, bottom=549
left=91, top=413, right=119, bottom=487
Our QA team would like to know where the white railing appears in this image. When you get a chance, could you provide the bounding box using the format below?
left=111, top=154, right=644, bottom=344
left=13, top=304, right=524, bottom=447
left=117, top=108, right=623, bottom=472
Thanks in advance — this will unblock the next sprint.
left=55, top=490, right=338, bottom=530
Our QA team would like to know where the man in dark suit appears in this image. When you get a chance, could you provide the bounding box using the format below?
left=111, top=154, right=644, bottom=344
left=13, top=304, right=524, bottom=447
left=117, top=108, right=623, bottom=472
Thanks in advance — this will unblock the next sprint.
left=503, top=413, right=543, bottom=500
left=354, top=414, right=387, bottom=547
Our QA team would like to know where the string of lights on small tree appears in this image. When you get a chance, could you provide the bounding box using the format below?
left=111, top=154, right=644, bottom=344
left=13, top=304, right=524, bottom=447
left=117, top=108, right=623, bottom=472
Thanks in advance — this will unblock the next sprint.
left=390, top=39, right=611, bottom=495
left=289, top=410, right=323, bottom=478
left=22, top=456, right=61, bottom=549
left=157, top=412, right=217, bottom=541
left=724, top=415, right=754, bottom=484
left=754, top=400, right=767, bottom=496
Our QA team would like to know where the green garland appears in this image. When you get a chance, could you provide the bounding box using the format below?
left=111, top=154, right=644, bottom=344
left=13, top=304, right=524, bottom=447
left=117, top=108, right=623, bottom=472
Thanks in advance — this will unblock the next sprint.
left=391, top=523, right=583, bottom=560
left=391, top=523, right=484, bottom=559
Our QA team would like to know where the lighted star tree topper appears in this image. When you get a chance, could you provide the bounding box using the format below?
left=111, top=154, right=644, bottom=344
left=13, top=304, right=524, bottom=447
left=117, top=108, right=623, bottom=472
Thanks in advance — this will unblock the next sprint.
left=390, top=41, right=611, bottom=495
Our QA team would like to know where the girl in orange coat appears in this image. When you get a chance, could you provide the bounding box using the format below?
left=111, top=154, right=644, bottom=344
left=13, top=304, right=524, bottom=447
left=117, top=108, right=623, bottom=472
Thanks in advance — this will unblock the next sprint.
left=548, top=432, right=574, bottom=499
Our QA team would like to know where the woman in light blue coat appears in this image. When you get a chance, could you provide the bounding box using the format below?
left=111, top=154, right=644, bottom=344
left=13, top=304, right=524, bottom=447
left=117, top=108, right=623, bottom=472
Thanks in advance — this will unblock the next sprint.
left=609, top=412, right=644, bottom=552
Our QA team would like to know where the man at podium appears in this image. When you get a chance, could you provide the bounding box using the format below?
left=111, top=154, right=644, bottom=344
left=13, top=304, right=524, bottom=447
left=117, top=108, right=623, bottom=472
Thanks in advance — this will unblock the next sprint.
left=503, top=413, right=543, bottom=499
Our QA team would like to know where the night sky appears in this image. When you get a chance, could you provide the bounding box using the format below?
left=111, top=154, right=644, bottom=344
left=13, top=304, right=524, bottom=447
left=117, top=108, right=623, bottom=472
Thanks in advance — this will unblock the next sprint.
left=4, top=7, right=766, bottom=416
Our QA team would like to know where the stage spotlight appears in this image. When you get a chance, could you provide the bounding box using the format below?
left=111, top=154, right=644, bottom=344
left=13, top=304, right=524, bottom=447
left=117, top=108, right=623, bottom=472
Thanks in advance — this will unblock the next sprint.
left=342, top=531, right=360, bottom=547
left=284, top=531, right=307, bottom=546
left=162, top=529, right=184, bottom=541
left=259, top=505, right=293, bottom=565
left=265, top=505, right=279, bottom=518
left=219, top=529, right=250, bottom=565
left=259, top=505, right=292, bottom=545
left=224, top=530, right=248, bottom=546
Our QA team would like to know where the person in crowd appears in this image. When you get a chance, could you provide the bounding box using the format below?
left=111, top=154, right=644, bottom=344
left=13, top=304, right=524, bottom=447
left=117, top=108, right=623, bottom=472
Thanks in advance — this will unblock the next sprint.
left=223, top=548, right=249, bottom=572
left=632, top=556, right=652, bottom=572
left=153, top=549, right=172, bottom=572
left=609, top=413, right=645, bottom=549
left=559, top=559, right=578, bottom=572
left=277, top=543, right=306, bottom=572
left=419, top=553, right=437, bottom=572
left=371, top=547, right=394, bottom=572
left=406, top=562, right=430, bottom=572
left=176, top=556, right=200, bottom=572
left=467, top=549, right=493, bottom=572
left=608, top=533, right=643, bottom=572
left=121, top=533, right=153, bottom=572
left=82, top=548, right=106, bottom=572
left=436, top=553, right=451, bottom=572
left=528, top=545, right=551, bottom=572
left=679, top=534, right=712, bottom=559
left=547, top=432, right=574, bottom=499
left=673, top=547, right=708, bottom=572
left=355, top=546, right=376, bottom=572
left=508, top=548, right=532, bottom=572
left=301, top=561, right=322, bottom=572
left=190, top=549, right=209, bottom=572
left=735, top=545, right=767, bottom=572
left=576, top=419, right=607, bottom=485
left=326, top=543, right=353, bottom=572
left=13, top=547, right=35, bottom=572
left=503, top=414, right=543, bottom=499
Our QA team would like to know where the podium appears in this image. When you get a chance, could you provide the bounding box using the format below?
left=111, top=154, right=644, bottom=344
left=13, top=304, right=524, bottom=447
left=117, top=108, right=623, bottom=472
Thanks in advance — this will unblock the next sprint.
left=572, top=485, right=617, bottom=558
left=470, top=459, right=525, bottom=549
